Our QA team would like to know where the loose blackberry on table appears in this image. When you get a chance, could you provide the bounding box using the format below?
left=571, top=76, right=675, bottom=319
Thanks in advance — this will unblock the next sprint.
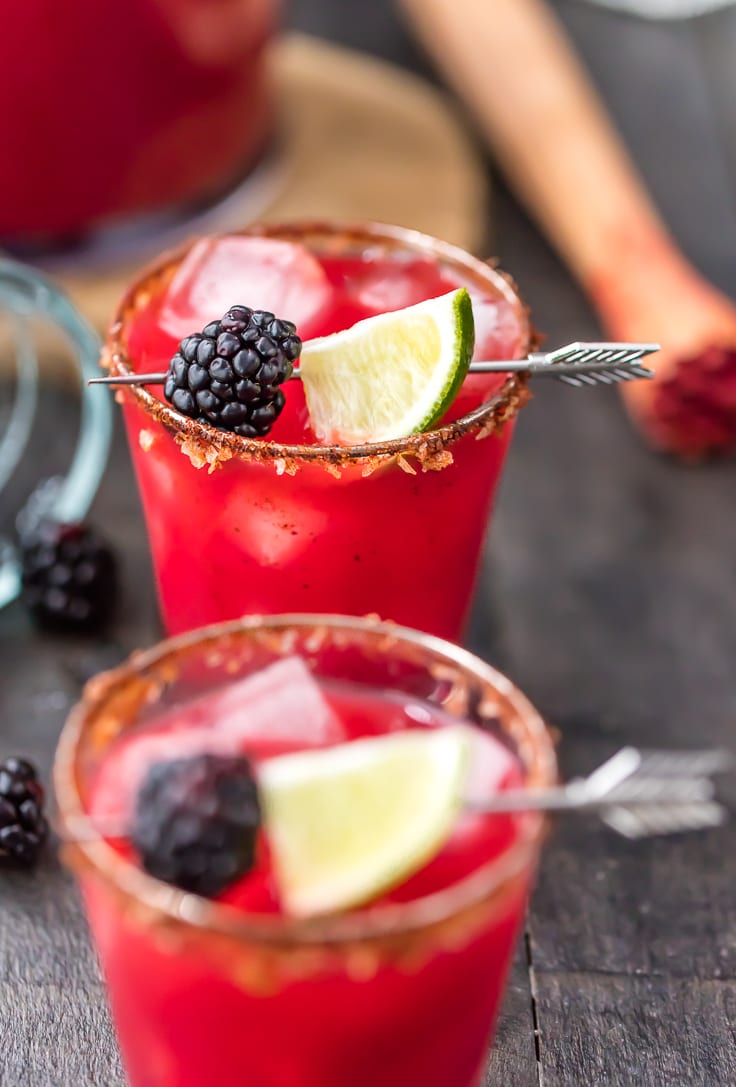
left=19, top=521, right=117, bottom=633
left=163, top=305, right=302, bottom=438
left=0, top=757, right=48, bottom=867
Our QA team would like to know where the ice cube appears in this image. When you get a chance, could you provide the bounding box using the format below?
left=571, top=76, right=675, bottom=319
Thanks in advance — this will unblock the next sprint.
left=470, top=295, right=525, bottom=362
left=159, top=236, right=335, bottom=342
left=215, top=657, right=343, bottom=746
left=91, top=658, right=343, bottom=822
left=463, top=727, right=520, bottom=807
left=223, top=489, right=328, bottom=566
left=343, top=254, right=455, bottom=314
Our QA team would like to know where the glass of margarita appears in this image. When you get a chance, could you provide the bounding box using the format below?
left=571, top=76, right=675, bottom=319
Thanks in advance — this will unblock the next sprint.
left=55, top=613, right=556, bottom=1087
left=105, top=223, right=531, bottom=639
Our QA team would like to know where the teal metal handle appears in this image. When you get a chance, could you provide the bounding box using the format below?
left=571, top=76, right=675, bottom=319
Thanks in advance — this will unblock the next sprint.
left=0, top=260, right=112, bottom=609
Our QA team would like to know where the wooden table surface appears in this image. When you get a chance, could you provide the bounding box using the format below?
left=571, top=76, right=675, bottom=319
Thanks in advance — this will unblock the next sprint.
left=2, top=2, right=736, bottom=1084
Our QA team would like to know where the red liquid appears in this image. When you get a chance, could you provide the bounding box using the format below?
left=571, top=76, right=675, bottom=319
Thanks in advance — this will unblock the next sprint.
left=0, top=0, right=276, bottom=239
left=84, top=664, right=531, bottom=1087
left=120, top=233, right=528, bottom=639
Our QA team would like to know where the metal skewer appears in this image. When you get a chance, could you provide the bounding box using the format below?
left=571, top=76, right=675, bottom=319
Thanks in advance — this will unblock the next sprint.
left=88, top=341, right=659, bottom=390
left=65, top=745, right=730, bottom=845
left=467, top=746, right=732, bottom=838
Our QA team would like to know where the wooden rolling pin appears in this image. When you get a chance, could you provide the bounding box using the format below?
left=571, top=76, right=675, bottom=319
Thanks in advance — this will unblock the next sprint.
left=402, top=0, right=736, bottom=458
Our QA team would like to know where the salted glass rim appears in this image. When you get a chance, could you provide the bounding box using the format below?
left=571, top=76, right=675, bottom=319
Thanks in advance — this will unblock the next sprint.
left=54, top=614, right=557, bottom=947
left=102, top=220, right=531, bottom=467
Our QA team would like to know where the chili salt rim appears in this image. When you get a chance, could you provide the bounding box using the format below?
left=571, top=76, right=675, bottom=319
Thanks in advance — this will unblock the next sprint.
left=103, top=220, right=533, bottom=471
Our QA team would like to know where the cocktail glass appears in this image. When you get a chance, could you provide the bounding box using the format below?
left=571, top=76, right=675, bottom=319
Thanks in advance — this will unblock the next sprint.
left=105, top=222, right=531, bottom=639
left=54, top=613, right=556, bottom=1087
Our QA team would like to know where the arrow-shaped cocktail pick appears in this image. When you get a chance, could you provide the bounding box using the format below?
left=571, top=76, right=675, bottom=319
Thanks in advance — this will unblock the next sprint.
left=88, top=341, right=659, bottom=390
left=469, top=746, right=732, bottom=838
left=471, top=341, right=659, bottom=387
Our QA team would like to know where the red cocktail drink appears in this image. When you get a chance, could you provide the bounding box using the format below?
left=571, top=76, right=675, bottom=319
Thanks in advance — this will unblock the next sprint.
left=55, top=615, right=556, bottom=1087
left=106, top=224, right=530, bottom=638
left=1, top=0, right=277, bottom=242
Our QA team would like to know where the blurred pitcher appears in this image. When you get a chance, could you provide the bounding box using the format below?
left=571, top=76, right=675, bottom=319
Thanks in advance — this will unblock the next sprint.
left=0, top=0, right=279, bottom=246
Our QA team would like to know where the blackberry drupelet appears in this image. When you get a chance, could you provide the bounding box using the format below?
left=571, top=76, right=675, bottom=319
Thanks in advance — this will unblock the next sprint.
left=0, top=757, right=48, bottom=867
left=164, top=305, right=302, bottom=438
left=20, top=521, right=117, bottom=632
left=131, top=753, right=262, bottom=897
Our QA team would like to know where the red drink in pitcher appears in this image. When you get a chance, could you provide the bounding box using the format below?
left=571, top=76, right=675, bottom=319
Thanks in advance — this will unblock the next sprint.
left=55, top=615, right=556, bottom=1087
left=0, top=0, right=277, bottom=241
left=107, top=223, right=530, bottom=638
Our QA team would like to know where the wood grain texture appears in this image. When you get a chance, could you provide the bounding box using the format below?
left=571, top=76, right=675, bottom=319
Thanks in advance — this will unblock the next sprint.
left=471, top=3, right=736, bottom=1083
left=2, top=1, right=736, bottom=1085
left=485, top=947, right=539, bottom=1087
left=0, top=863, right=124, bottom=1087
left=532, top=972, right=736, bottom=1086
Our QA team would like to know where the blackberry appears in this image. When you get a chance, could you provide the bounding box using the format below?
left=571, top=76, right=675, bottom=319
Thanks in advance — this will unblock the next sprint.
left=0, top=757, right=48, bottom=867
left=20, top=521, right=117, bottom=633
left=131, top=753, right=262, bottom=897
left=164, top=306, right=302, bottom=438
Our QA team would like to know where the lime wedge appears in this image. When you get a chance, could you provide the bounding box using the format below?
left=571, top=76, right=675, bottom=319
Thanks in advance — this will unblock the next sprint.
left=258, top=727, right=471, bottom=917
left=299, top=288, right=475, bottom=444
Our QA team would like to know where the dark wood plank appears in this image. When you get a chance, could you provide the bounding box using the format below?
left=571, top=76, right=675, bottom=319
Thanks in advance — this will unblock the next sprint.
left=526, top=723, right=736, bottom=980
left=0, top=862, right=125, bottom=1087
left=478, top=383, right=736, bottom=738
left=485, top=944, right=539, bottom=1087
left=474, top=3, right=736, bottom=1077
left=531, top=971, right=736, bottom=1087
